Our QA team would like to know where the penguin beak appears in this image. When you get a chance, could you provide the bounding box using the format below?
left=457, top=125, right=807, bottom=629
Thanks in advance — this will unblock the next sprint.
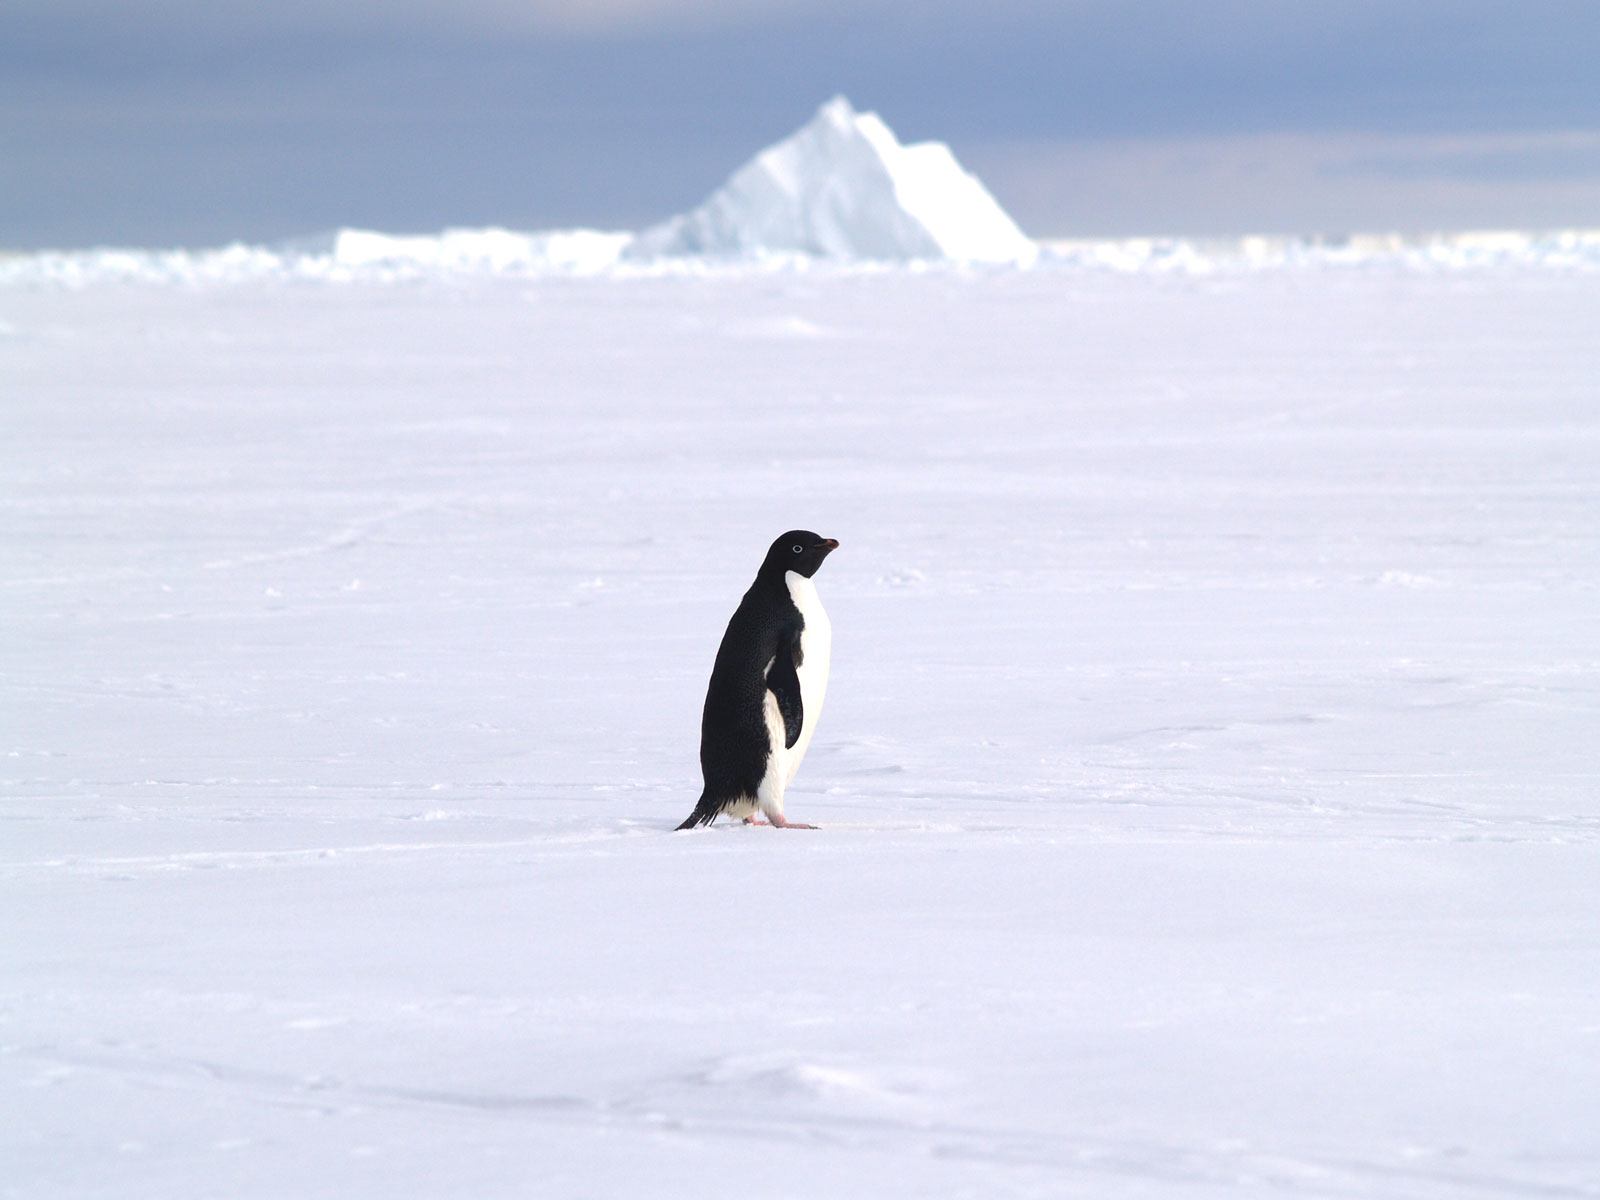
left=818, top=538, right=839, bottom=551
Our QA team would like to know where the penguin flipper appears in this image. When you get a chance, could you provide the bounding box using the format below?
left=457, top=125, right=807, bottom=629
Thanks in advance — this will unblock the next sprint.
left=766, top=639, right=804, bottom=749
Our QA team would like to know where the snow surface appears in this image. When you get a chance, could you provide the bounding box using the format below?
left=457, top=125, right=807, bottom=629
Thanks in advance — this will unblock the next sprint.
left=4, top=264, right=1600, bottom=1199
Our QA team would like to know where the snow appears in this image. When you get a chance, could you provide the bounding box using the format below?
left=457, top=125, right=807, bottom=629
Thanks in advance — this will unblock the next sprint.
left=625, top=96, right=1037, bottom=264
left=4, top=264, right=1600, bottom=1198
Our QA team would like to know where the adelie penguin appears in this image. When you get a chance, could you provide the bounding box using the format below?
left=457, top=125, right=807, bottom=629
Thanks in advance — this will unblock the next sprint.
left=677, top=531, right=839, bottom=830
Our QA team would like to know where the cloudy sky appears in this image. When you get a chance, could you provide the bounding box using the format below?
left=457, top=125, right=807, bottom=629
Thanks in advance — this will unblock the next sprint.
left=5, top=0, right=1599, bottom=247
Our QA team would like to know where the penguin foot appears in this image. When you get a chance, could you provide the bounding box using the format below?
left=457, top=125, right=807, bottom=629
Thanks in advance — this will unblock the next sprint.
left=745, top=815, right=817, bottom=829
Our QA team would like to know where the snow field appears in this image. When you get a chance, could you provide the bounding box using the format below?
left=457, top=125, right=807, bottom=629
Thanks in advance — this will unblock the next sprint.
left=3, top=266, right=1599, bottom=1198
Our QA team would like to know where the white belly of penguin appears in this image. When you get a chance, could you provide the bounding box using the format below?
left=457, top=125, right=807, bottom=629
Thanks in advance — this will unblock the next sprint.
left=753, top=571, right=831, bottom=813
left=783, top=570, right=832, bottom=781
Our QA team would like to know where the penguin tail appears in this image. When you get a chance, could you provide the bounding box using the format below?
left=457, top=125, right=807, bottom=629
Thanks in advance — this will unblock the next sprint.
left=675, top=791, right=719, bottom=831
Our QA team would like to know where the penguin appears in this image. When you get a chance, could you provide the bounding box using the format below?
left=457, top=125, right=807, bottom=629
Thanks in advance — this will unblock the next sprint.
left=676, top=531, right=839, bottom=830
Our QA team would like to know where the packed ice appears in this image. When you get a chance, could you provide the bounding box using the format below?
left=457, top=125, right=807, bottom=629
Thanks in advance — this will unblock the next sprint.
left=4, top=225, right=1599, bottom=287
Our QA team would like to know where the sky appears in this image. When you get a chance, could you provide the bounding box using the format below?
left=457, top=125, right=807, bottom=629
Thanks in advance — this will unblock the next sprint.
left=4, top=0, right=1599, bottom=248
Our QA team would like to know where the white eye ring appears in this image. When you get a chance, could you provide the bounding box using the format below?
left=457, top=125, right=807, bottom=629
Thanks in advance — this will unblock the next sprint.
left=792, top=544, right=803, bottom=553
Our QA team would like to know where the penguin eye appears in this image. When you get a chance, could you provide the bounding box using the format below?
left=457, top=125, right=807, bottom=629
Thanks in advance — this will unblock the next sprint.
left=791, top=544, right=803, bottom=554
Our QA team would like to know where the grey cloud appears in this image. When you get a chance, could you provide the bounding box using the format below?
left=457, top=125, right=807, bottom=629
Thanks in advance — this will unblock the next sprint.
left=968, top=130, right=1600, bottom=237
left=1338, top=136, right=1600, bottom=183
left=5, top=0, right=1600, bottom=247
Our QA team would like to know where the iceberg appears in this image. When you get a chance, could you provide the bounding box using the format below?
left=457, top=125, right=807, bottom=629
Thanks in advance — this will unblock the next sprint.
left=626, top=96, right=1037, bottom=265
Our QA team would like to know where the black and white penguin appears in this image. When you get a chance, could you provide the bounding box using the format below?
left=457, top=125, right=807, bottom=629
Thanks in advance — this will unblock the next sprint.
left=676, top=531, right=839, bottom=830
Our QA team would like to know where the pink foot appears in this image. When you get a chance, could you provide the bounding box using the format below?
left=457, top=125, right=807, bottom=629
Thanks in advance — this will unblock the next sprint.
left=750, top=814, right=816, bottom=829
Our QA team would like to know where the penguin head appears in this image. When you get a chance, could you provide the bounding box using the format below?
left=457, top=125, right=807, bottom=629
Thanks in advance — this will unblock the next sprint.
left=764, top=530, right=839, bottom=579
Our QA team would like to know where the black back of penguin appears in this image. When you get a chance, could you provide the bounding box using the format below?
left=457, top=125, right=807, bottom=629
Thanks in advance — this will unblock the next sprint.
left=677, top=531, right=838, bottom=829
